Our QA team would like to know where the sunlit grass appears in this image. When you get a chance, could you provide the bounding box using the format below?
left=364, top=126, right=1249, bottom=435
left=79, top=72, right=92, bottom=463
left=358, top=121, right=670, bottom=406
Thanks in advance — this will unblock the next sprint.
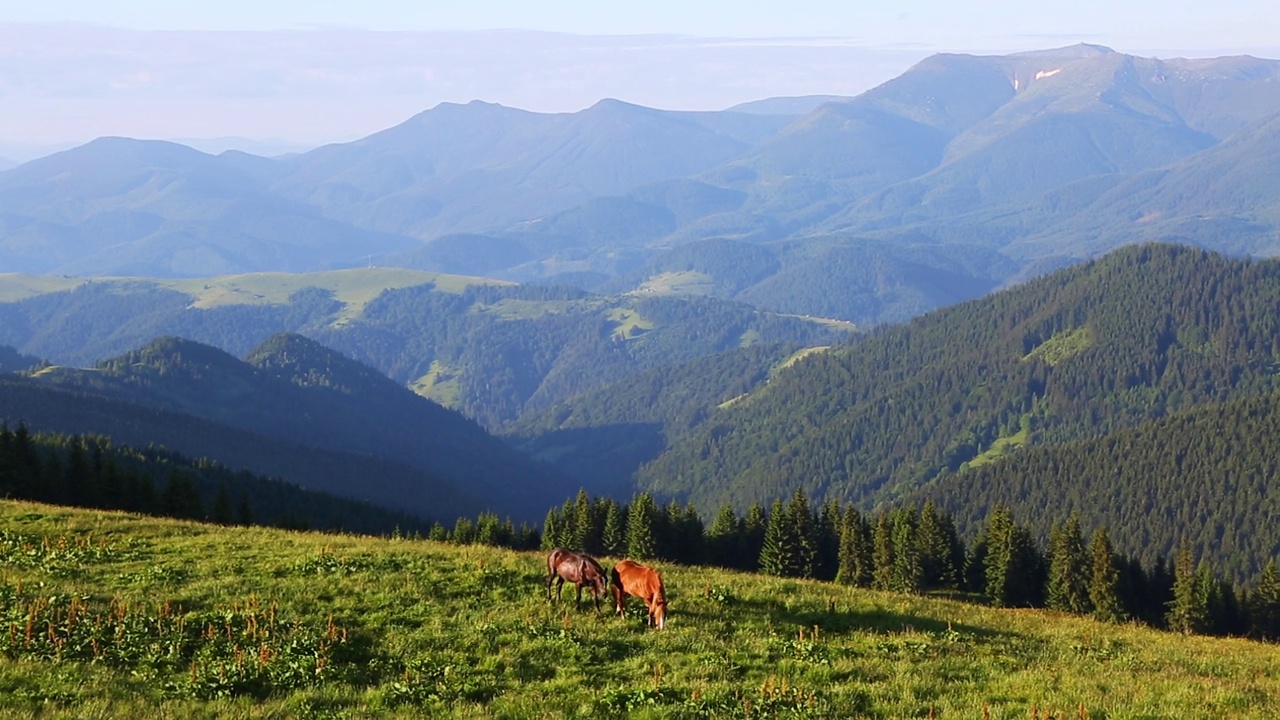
left=1, top=500, right=1277, bottom=718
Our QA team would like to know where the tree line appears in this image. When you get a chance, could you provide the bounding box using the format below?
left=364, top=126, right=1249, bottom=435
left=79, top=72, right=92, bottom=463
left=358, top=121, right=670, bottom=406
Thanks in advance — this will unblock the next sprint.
left=0, top=422, right=430, bottom=536
left=434, top=488, right=1279, bottom=643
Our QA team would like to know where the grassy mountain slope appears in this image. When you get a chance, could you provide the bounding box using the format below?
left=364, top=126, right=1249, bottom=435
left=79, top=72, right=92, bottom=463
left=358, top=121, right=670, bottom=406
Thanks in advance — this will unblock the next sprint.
left=635, top=245, right=1280, bottom=514
left=1, top=500, right=1276, bottom=718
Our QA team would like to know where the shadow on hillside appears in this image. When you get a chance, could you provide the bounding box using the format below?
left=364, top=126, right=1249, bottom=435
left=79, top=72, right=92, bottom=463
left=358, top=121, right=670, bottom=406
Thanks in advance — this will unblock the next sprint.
left=513, top=422, right=666, bottom=493
left=678, top=593, right=1009, bottom=641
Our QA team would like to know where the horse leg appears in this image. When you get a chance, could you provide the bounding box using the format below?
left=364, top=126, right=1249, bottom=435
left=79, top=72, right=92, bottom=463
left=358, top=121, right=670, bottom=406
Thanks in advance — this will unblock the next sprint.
left=575, top=583, right=583, bottom=610
left=546, top=570, right=554, bottom=602
left=555, top=576, right=565, bottom=603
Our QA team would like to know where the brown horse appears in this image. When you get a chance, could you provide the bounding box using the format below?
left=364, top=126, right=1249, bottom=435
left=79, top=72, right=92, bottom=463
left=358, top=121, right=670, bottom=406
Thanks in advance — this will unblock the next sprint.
left=545, top=547, right=608, bottom=614
left=611, top=559, right=668, bottom=629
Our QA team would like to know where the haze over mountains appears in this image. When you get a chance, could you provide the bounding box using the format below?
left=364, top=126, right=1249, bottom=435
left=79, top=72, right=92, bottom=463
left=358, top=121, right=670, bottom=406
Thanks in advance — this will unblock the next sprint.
left=3, top=45, right=1279, bottom=327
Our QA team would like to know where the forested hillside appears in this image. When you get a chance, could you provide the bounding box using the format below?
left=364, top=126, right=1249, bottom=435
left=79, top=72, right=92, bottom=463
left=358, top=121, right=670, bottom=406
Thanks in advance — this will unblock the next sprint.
left=0, top=273, right=845, bottom=431
left=506, top=343, right=807, bottom=489
left=4, top=334, right=578, bottom=521
left=0, top=423, right=430, bottom=535
left=635, top=245, right=1280, bottom=514
left=909, top=389, right=1280, bottom=582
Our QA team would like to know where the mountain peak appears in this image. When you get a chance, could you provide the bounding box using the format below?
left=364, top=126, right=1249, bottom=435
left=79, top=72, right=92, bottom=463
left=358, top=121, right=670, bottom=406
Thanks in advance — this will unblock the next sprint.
left=1011, top=43, right=1116, bottom=59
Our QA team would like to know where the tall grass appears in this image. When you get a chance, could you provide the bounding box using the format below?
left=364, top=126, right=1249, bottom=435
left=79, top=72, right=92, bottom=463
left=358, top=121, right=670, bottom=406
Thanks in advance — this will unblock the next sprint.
left=1, top=500, right=1276, bottom=718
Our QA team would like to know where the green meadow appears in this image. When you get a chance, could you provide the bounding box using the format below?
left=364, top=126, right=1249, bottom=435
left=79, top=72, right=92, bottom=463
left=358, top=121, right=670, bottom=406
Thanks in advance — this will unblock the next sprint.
left=1, top=500, right=1276, bottom=719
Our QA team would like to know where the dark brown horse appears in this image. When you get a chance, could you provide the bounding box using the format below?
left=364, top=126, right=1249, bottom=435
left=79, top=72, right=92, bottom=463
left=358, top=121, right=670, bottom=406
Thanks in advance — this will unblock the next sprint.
left=545, top=547, right=608, bottom=613
left=611, top=559, right=667, bottom=629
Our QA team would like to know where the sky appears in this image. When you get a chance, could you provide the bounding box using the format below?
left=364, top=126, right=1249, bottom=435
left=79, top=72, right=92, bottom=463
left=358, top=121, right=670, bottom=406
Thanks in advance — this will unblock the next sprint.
left=2, top=1, right=1278, bottom=160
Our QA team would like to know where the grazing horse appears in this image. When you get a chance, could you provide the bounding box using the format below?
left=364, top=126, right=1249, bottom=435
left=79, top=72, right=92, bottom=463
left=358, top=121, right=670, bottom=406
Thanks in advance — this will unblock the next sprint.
left=611, top=559, right=668, bottom=629
left=545, top=547, right=608, bottom=613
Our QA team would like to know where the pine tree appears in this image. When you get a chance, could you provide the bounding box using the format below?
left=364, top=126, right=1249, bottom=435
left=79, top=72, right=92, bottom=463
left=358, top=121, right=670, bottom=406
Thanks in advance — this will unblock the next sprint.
left=814, top=499, right=843, bottom=581
left=540, top=508, right=562, bottom=551
left=872, top=512, right=894, bottom=591
left=758, top=499, right=794, bottom=577
left=626, top=492, right=658, bottom=560
left=707, top=503, right=744, bottom=569
left=835, top=507, right=862, bottom=586
left=1047, top=514, right=1092, bottom=614
left=1247, top=560, right=1280, bottom=641
left=601, top=500, right=627, bottom=556
left=890, top=506, right=923, bottom=594
left=786, top=489, right=817, bottom=579
left=917, top=501, right=957, bottom=589
left=1088, top=527, right=1125, bottom=623
left=1167, top=541, right=1209, bottom=634
left=743, top=502, right=768, bottom=571
left=571, top=489, right=597, bottom=553
left=984, top=505, right=1043, bottom=607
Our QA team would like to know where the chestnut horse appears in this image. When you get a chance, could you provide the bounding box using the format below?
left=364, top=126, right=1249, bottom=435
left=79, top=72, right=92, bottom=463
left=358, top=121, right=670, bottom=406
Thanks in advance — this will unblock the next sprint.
left=611, top=559, right=668, bottom=629
left=545, top=547, right=608, bottom=614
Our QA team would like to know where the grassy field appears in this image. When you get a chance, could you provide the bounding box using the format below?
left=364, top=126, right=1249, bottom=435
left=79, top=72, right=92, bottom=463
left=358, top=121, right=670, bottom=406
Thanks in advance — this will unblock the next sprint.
left=1, top=500, right=1277, bottom=719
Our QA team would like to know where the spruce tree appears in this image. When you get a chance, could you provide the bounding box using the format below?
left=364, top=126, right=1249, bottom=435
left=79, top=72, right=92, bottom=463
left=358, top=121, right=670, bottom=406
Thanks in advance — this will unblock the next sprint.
left=786, top=489, right=817, bottom=579
left=835, top=507, right=861, bottom=586
left=1047, top=514, right=1092, bottom=614
left=872, top=512, right=894, bottom=591
left=540, top=508, right=562, bottom=551
left=743, top=502, right=768, bottom=571
left=707, top=503, right=743, bottom=569
left=626, top=492, right=658, bottom=560
left=1247, top=560, right=1280, bottom=641
left=1088, top=527, right=1125, bottom=623
left=917, top=501, right=957, bottom=589
left=758, top=499, right=795, bottom=577
left=1167, top=541, right=1209, bottom=634
left=890, top=506, right=923, bottom=594
left=601, top=500, right=627, bottom=556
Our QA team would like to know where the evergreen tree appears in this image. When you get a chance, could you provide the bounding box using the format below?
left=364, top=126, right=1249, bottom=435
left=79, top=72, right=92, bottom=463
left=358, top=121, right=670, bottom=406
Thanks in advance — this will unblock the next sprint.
left=626, top=492, right=658, bottom=560
left=428, top=522, right=449, bottom=542
left=1167, top=541, right=1209, bottom=634
left=814, top=499, right=843, bottom=581
left=212, top=485, right=233, bottom=525
left=707, top=503, right=744, bottom=569
left=1047, top=514, right=1092, bottom=614
left=601, top=500, right=627, bottom=556
left=917, top=501, right=959, bottom=589
left=835, top=507, right=863, bottom=586
left=890, top=506, right=923, bottom=594
left=785, top=488, right=817, bottom=579
left=452, top=516, right=476, bottom=545
left=540, top=508, right=562, bottom=551
left=759, top=499, right=795, bottom=577
left=1088, top=527, right=1125, bottom=623
left=984, top=505, right=1043, bottom=607
left=872, top=512, right=894, bottom=591
left=161, top=470, right=203, bottom=519
left=1247, top=560, right=1280, bottom=641
left=743, top=502, right=768, bottom=572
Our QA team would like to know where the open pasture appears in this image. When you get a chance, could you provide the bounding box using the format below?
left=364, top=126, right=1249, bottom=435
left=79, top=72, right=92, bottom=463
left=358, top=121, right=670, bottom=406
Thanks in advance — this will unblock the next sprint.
left=0, top=500, right=1276, bottom=718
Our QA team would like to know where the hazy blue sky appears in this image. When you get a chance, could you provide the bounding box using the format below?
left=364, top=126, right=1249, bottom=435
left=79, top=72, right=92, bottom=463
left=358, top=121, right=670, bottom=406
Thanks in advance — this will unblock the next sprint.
left=3, top=1, right=1278, bottom=159
left=11, top=0, right=1280, bottom=48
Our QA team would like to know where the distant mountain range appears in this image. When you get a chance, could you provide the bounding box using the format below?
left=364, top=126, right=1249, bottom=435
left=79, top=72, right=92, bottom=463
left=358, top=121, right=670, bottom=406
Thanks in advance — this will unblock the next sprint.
left=4, top=45, right=1278, bottom=326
